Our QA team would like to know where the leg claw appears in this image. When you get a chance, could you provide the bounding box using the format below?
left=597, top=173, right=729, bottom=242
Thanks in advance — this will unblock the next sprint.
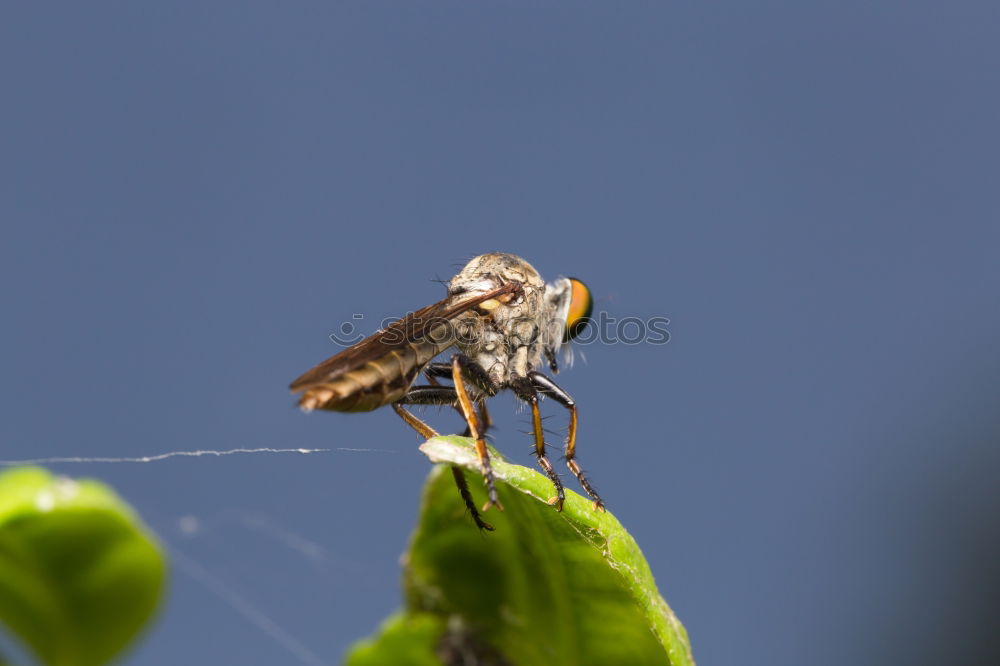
left=481, top=499, right=504, bottom=513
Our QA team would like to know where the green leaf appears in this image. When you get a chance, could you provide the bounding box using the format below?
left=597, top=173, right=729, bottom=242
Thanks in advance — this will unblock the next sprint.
left=0, top=467, right=167, bottom=666
left=345, top=611, right=445, bottom=666
left=345, top=436, right=694, bottom=666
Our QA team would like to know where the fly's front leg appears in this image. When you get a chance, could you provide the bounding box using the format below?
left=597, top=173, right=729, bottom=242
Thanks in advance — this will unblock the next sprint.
left=451, top=354, right=503, bottom=512
left=529, top=371, right=606, bottom=511
left=396, top=387, right=494, bottom=531
left=511, top=378, right=566, bottom=511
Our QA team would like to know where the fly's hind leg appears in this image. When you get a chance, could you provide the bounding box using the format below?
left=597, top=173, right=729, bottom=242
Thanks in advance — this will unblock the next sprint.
left=391, top=401, right=439, bottom=440
left=529, top=371, right=606, bottom=511
left=393, top=391, right=494, bottom=531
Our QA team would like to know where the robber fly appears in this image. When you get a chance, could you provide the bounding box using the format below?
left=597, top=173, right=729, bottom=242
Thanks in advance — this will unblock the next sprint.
left=289, top=253, right=603, bottom=530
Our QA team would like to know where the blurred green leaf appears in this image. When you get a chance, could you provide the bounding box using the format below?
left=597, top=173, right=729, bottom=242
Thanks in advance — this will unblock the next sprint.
left=0, top=467, right=166, bottom=666
left=345, top=611, right=445, bottom=666
left=345, top=436, right=694, bottom=666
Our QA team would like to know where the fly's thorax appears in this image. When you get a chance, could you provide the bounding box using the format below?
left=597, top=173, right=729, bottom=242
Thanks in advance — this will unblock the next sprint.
left=447, top=253, right=571, bottom=385
left=452, top=288, right=551, bottom=385
left=448, top=253, right=545, bottom=294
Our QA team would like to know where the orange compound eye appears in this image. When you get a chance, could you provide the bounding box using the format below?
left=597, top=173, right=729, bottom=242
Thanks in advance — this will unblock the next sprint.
left=564, top=278, right=593, bottom=341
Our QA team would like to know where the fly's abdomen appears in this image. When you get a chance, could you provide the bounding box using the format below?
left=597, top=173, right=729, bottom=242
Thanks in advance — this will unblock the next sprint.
left=296, top=338, right=446, bottom=413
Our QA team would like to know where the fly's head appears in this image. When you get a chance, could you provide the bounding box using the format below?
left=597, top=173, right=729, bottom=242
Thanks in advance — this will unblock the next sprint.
left=542, top=275, right=594, bottom=372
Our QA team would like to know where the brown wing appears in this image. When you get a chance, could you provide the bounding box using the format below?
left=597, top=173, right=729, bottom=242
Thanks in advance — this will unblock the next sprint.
left=289, top=282, right=518, bottom=391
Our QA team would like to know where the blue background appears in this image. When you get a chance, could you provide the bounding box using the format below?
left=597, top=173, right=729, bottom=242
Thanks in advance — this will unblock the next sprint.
left=3, top=3, right=999, bottom=665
